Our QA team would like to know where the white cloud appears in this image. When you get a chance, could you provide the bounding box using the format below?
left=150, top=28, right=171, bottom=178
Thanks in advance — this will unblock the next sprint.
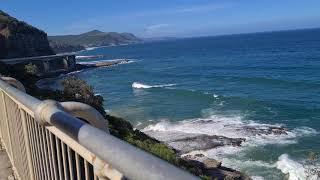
left=144, top=24, right=174, bottom=37
left=145, top=24, right=171, bottom=31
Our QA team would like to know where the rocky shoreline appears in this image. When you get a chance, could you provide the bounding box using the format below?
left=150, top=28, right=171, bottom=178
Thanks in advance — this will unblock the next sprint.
left=144, top=124, right=291, bottom=179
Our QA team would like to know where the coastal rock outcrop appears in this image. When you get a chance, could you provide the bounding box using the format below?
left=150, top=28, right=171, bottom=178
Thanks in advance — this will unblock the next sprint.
left=242, top=126, right=288, bottom=136
left=0, top=10, right=54, bottom=59
left=168, top=134, right=245, bottom=153
left=182, top=154, right=251, bottom=180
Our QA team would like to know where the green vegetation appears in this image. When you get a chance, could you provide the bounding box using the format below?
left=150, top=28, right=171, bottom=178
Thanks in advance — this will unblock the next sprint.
left=24, top=63, right=38, bottom=75
left=60, top=77, right=105, bottom=113
left=48, top=42, right=85, bottom=53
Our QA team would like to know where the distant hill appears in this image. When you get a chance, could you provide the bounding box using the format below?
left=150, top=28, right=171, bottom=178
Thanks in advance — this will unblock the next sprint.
left=0, top=10, right=54, bottom=59
left=49, top=30, right=142, bottom=53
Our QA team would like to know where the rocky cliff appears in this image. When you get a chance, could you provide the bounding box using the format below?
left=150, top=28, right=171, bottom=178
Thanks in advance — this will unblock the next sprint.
left=0, top=10, right=54, bottom=59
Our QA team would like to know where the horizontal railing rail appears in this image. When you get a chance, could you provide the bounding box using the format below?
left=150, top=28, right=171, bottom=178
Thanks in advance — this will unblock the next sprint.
left=0, top=77, right=198, bottom=180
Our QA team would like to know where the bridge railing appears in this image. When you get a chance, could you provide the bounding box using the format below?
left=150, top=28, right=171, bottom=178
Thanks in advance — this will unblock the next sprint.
left=0, top=78, right=198, bottom=180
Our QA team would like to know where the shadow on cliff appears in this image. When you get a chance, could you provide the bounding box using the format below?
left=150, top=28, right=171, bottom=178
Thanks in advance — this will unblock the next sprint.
left=0, top=34, right=7, bottom=59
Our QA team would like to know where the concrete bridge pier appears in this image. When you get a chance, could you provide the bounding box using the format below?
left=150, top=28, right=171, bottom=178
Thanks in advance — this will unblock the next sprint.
left=43, top=60, right=50, bottom=73
left=63, top=57, right=69, bottom=70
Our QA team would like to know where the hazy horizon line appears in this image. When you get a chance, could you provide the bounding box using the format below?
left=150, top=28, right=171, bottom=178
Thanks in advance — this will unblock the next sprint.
left=48, top=26, right=320, bottom=39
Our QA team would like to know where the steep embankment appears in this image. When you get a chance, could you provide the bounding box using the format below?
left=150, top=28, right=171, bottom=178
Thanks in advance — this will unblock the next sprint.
left=0, top=10, right=54, bottom=59
left=49, top=30, right=141, bottom=53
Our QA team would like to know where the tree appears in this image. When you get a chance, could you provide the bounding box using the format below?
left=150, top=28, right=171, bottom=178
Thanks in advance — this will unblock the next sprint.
left=61, top=76, right=105, bottom=114
left=24, top=63, right=38, bottom=75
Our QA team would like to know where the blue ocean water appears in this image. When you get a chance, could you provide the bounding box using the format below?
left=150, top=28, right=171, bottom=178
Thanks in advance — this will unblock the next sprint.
left=49, top=29, right=320, bottom=179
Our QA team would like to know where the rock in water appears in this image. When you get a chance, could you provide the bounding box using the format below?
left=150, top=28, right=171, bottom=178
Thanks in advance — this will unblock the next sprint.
left=182, top=154, right=252, bottom=180
left=203, top=159, right=222, bottom=169
left=168, top=134, right=245, bottom=153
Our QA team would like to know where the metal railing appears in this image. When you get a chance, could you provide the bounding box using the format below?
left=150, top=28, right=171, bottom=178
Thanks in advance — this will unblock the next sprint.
left=0, top=77, right=198, bottom=180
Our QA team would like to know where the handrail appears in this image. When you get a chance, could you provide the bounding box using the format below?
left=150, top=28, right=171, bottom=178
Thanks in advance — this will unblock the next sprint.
left=0, top=77, right=26, bottom=92
left=61, top=101, right=108, bottom=132
left=0, top=77, right=41, bottom=112
left=0, top=78, right=199, bottom=180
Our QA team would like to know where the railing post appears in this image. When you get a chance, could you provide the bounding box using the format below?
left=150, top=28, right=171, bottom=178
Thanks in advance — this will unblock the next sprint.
left=20, top=109, right=35, bottom=180
left=43, top=61, right=50, bottom=73
left=0, top=91, right=14, bottom=162
left=63, top=57, right=69, bottom=70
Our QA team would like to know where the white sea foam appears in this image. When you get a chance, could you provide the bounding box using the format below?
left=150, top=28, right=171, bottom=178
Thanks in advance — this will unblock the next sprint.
left=66, top=70, right=83, bottom=75
left=119, top=60, right=136, bottom=64
left=221, top=157, right=276, bottom=169
left=132, top=82, right=176, bottom=89
left=76, top=55, right=94, bottom=59
left=79, top=59, right=137, bottom=65
left=276, top=154, right=306, bottom=180
left=251, top=176, right=265, bottom=180
left=136, top=121, right=142, bottom=126
left=143, top=114, right=316, bottom=143
left=85, top=46, right=100, bottom=51
left=142, top=114, right=318, bottom=179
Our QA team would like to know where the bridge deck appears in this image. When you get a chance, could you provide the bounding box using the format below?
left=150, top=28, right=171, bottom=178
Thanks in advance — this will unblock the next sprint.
left=0, top=53, right=75, bottom=65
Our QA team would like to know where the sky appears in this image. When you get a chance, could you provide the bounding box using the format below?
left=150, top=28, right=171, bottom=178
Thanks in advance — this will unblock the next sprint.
left=1, top=0, right=320, bottom=37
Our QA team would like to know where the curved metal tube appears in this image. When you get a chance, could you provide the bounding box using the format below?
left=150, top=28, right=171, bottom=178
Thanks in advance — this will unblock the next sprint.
left=61, top=101, right=108, bottom=132
left=1, top=77, right=26, bottom=92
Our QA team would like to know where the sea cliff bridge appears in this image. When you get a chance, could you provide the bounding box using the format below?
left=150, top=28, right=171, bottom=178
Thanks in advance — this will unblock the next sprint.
left=0, top=77, right=198, bottom=180
left=0, top=54, right=77, bottom=76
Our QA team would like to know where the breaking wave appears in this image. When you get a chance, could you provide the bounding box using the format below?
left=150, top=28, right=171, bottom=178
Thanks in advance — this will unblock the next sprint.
left=78, top=59, right=137, bottom=65
left=142, top=114, right=317, bottom=179
left=142, top=115, right=316, bottom=146
left=276, top=153, right=320, bottom=180
left=132, top=82, right=176, bottom=89
left=85, top=46, right=100, bottom=51
left=276, top=154, right=306, bottom=180
left=66, top=70, right=84, bottom=75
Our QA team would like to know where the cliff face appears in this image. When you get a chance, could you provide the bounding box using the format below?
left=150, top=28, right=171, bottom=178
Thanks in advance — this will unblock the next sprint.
left=0, top=10, right=54, bottom=59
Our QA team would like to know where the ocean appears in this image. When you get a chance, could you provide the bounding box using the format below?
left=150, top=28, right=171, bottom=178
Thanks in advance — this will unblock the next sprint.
left=41, top=28, right=320, bottom=180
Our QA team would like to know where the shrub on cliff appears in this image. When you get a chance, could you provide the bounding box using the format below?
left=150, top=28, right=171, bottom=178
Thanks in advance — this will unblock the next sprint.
left=24, top=63, right=38, bottom=75
left=61, top=76, right=105, bottom=114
